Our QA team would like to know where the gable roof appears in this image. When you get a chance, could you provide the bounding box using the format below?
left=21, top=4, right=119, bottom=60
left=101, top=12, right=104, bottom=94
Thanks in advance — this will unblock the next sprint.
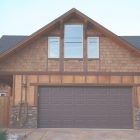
left=0, top=8, right=140, bottom=60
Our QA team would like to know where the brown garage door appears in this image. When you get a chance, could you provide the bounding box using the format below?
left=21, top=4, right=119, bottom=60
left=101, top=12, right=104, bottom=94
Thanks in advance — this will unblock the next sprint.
left=38, top=86, right=133, bottom=128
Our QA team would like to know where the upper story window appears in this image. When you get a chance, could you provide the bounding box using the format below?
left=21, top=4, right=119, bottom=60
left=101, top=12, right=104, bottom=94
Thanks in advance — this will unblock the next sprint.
left=87, top=37, right=99, bottom=58
left=48, top=37, right=60, bottom=58
left=64, top=24, right=83, bottom=58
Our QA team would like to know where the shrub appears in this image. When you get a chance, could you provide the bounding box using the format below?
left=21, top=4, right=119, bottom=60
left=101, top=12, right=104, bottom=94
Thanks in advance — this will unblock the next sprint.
left=0, top=131, right=7, bottom=140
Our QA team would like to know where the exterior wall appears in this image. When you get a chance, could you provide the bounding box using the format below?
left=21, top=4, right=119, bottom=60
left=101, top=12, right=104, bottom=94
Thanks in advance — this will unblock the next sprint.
left=9, top=74, right=140, bottom=128
left=64, top=60, right=84, bottom=72
left=48, top=60, right=59, bottom=71
left=0, top=37, right=140, bottom=73
left=99, top=38, right=140, bottom=72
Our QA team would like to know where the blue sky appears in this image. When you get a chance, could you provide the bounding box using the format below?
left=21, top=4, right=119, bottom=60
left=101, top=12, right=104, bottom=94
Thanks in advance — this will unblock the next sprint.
left=0, top=0, right=140, bottom=37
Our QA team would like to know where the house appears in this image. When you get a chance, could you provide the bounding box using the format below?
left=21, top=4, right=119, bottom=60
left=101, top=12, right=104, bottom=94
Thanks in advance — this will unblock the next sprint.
left=0, top=8, right=140, bottom=129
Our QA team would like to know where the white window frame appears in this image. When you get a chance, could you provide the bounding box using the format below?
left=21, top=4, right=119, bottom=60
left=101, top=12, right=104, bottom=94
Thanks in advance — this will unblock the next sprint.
left=48, top=36, right=60, bottom=58
left=64, top=24, right=83, bottom=58
left=87, top=37, right=99, bottom=59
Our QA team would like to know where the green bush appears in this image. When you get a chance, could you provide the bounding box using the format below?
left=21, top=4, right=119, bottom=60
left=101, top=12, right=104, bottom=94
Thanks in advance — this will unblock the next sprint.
left=0, top=131, right=7, bottom=140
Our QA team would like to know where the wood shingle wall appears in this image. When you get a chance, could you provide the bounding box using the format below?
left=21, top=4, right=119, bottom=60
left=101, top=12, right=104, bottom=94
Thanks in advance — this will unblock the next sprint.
left=0, top=36, right=140, bottom=72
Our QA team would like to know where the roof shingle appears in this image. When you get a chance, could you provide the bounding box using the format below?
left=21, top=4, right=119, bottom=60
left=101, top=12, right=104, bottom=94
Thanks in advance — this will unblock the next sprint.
left=0, top=35, right=28, bottom=54
left=120, top=36, right=140, bottom=50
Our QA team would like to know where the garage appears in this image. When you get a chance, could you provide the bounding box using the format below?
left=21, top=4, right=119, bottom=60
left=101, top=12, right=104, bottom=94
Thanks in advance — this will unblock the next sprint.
left=38, top=86, right=133, bottom=128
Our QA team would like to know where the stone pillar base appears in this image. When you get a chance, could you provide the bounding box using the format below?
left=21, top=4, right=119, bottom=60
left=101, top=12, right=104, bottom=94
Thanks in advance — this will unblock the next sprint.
left=135, top=108, right=140, bottom=129
left=10, top=106, right=37, bottom=128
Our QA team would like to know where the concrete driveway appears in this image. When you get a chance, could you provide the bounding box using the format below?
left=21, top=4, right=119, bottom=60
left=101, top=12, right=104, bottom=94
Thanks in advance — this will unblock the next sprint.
left=23, top=128, right=140, bottom=140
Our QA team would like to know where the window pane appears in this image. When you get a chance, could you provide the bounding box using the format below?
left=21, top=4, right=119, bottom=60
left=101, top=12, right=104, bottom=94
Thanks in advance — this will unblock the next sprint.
left=64, top=25, right=83, bottom=58
left=64, top=43, right=83, bottom=58
left=88, top=37, right=99, bottom=58
left=48, top=37, right=59, bottom=58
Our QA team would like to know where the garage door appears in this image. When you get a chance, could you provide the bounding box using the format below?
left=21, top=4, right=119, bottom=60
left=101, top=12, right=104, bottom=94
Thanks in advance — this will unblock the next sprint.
left=38, top=86, right=133, bottom=128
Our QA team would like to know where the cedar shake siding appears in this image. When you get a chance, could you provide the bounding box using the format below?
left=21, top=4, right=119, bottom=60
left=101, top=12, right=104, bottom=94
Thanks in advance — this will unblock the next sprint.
left=0, top=38, right=47, bottom=71
left=0, top=37, right=139, bottom=72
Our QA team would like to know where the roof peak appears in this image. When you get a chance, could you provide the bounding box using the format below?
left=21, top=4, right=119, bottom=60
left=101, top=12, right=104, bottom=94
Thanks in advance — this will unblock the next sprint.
left=69, top=8, right=79, bottom=11
left=64, top=8, right=84, bottom=15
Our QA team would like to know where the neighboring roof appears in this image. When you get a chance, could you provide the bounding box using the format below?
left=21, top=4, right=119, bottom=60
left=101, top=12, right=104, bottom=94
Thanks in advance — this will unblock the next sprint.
left=0, top=35, right=28, bottom=54
left=0, top=8, right=140, bottom=60
left=120, top=36, right=140, bottom=51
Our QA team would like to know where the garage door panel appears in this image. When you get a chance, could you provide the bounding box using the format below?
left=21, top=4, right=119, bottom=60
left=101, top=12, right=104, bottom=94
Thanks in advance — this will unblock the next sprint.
left=74, top=120, right=109, bottom=128
left=86, top=100, right=107, bottom=105
left=38, top=86, right=132, bottom=128
left=39, top=110, right=73, bottom=116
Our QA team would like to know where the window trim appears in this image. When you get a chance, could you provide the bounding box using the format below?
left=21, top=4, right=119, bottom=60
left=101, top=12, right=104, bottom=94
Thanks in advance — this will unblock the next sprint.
left=87, top=36, right=100, bottom=59
left=64, top=24, right=84, bottom=58
left=48, top=36, right=60, bottom=58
